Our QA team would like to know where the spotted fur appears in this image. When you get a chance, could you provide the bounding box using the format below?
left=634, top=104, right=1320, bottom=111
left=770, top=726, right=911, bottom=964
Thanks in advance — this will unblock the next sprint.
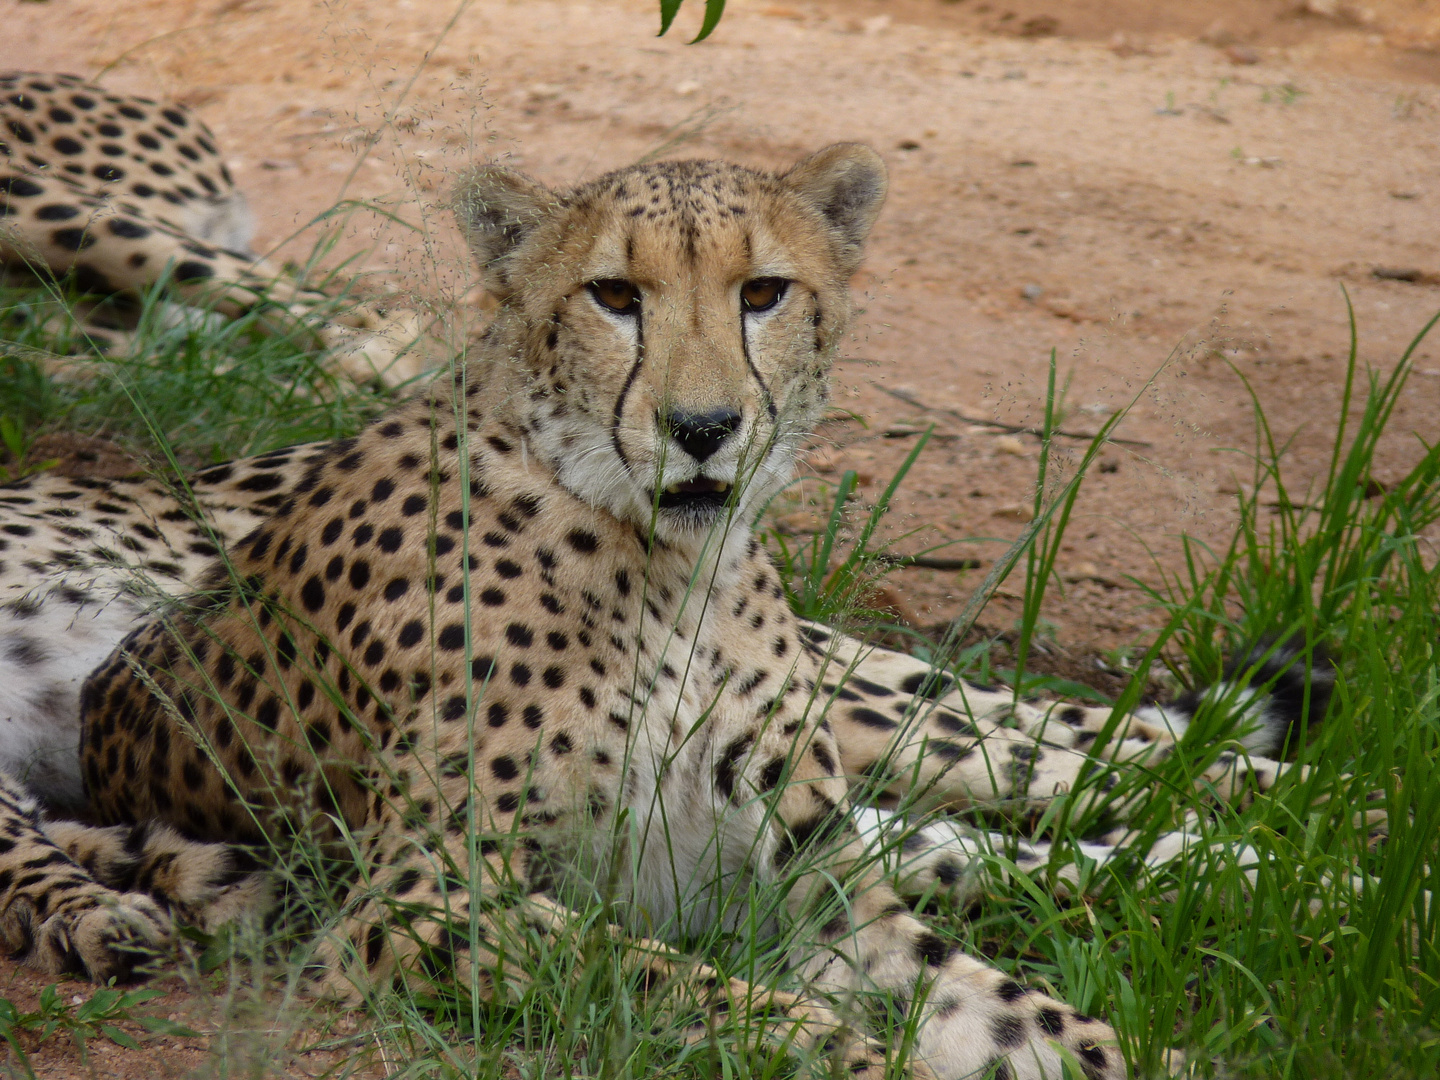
left=0, top=143, right=1329, bottom=1079
left=0, top=71, right=433, bottom=383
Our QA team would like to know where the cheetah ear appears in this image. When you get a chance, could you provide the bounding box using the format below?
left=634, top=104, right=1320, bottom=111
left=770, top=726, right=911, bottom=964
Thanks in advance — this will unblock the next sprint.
left=782, top=144, right=888, bottom=272
left=452, top=165, right=561, bottom=297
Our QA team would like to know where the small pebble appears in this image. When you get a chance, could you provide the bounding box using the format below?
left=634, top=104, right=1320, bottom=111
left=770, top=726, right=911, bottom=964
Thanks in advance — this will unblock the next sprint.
left=775, top=512, right=825, bottom=536
left=992, top=504, right=1035, bottom=522
left=994, top=435, right=1028, bottom=456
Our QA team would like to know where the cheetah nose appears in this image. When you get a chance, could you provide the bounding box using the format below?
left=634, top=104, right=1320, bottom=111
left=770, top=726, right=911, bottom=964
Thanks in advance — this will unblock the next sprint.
left=661, top=407, right=742, bottom=463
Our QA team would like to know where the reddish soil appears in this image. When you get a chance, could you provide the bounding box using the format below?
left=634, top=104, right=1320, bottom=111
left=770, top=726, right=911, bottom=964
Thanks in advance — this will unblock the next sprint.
left=2, top=1, right=1438, bottom=1071
left=0, top=963, right=384, bottom=1079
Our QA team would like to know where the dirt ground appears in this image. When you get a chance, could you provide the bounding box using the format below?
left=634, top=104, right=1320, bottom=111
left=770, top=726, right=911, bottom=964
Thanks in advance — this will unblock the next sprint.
left=2, top=1, right=1439, bottom=1072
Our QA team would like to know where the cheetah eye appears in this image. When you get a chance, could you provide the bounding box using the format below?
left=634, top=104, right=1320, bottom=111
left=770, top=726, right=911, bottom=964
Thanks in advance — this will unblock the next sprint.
left=740, top=277, right=788, bottom=313
left=588, top=279, right=641, bottom=315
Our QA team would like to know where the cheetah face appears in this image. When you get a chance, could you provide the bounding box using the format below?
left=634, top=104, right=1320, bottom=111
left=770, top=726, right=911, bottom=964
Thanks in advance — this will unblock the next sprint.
left=454, top=146, right=887, bottom=543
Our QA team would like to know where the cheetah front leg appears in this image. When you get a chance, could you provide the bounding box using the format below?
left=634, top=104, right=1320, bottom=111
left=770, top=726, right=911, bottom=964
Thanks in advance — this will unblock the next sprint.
left=750, top=763, right=1128, bottom=1080
left=853, top=805, right=1223, bottom=906
left=40, top=817, right=270, bottom=931
left=0, top=771, right=172, bottom=980
left=307, top=823, right=932, bottom=1079
left=807, top=627, right=1175, bottom=816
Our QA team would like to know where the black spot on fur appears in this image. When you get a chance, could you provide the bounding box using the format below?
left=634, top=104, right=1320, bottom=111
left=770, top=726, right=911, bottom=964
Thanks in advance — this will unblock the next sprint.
left=848, top=707, right=897, bottom=730
left=934, top=858, right=962, bottom=886
left=927, top=739, right=972, bottom=762
left=491, top=756, right=518, bottom=781
left=847, top=676, right=895, bottom=698
left=5, top=637, right=47, bottom=666
left=996, top=979, right=1026, bottom=1002
left=0, top=175, right=43, bottom=198
left=812, top=743, right=836, bottom=775
left=365, top=925, right=385, bottom=967
left=912, top=931, right=954, bottom=966
left=933, top=711, right=979, bottom=737
left=566, top=529, right=599, bottom=554
left=1077, top=1044, right=1108, bottom=1073
left=772, top=800, right=851, bottom=869
left=1036, top=1006, right=1066, bottom=1036
left=175, top=260, right=215, bottom=281
left=991, top=1015, right=1027, bottom=1049
left=52, top=226, right=95, bottom=251
left=900, top=670, right=957, bottom=699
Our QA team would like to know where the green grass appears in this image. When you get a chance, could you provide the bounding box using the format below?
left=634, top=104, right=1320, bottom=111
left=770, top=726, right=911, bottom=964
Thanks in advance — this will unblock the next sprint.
left=3, top=244, right=1438, bottom=1080
left=0, top=272, right=391, bottom=470
left=0, top=984, right=199, bottom=1078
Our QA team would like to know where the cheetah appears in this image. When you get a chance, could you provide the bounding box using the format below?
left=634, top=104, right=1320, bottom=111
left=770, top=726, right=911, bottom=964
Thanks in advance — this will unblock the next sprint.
left=0, top=143, right=1327, bottom=1080
left=0, top=71, right=434, bottom=385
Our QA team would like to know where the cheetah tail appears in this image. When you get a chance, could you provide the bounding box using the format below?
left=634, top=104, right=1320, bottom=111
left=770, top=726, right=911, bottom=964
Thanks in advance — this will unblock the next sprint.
left=1140, top=635, right=1336, bottom=758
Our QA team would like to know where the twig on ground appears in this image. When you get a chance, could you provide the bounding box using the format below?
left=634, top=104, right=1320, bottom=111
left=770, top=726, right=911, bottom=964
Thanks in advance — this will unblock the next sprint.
left=875, top=554, right=982, bottom=571
left=874, top=384, right=1152, bottom=447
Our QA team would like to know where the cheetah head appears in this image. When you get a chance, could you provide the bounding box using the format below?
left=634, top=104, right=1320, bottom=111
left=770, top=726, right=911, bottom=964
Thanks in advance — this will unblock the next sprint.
left=453, top=145, right=886, bottom=543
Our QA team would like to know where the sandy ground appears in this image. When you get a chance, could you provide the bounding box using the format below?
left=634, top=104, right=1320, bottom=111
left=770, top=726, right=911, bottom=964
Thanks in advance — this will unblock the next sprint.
left=2, top=1, right=1439, bottom=1072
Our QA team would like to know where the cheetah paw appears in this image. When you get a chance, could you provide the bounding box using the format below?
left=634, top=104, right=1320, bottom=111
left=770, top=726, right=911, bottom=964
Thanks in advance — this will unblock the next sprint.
left=819, top=1036, right=939, bottom=1080
left=33, top=893, right=171, bottom=981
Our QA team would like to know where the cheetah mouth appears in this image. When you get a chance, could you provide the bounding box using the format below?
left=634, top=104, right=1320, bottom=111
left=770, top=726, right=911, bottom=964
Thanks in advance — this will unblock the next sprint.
left=656, top=478, right=733, bottom=511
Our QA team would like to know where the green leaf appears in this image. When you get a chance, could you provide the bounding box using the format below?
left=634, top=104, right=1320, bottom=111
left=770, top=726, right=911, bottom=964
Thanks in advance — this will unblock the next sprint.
left=115, top=988, right=164, bottom=1010
left=656, top=0, right=728, bottom=41
left=35, top=985, right=59, bottom=1017
left=0, top=1033, right=36, bottom=1080
left=99, top=1023, right=139, bottom=1049
left=658, top=0, right=683, bottom=36
left=0, top=415, right=26, bottom=460
left=691, top=0, right=727, bottom=42
left=75, top=987, right=121, bottom=1021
